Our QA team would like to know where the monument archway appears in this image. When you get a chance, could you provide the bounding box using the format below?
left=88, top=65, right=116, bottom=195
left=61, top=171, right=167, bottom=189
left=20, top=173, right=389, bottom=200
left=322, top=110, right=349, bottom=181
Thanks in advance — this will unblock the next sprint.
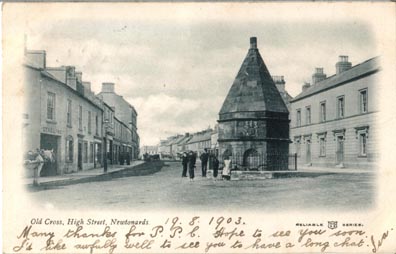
left=243, top=148, right=260, bottom=170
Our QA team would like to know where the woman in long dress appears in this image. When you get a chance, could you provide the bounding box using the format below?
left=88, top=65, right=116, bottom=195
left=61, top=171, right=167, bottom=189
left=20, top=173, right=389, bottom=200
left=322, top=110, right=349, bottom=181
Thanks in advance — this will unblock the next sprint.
left=222, top=156, right=231, bottom=180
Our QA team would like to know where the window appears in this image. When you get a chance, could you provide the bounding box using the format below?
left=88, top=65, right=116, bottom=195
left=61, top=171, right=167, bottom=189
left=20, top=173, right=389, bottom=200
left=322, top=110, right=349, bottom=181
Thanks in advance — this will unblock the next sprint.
left=84, top=142, right=88, bottom=163
left=79, top=106, right=83, bottom=130
left=320, top=102, right=326, bottom=122
left=47, top=92, right=56, bottom=120
left=65, top=136, right=73, bottom=162
left=95, top=114, right=99, bottom=135
left=360, top=89, right=368, bottom=113
left=306, top=106, right=311, bottom=125
left=88, top=111, right=92, bottom=134
left=337, top=96, right=345, bottom=118
left=359, top=133, right=367, bottom=156
left=319, top=137, right=326, bottom=157
left=296, top=109, right=301, bottom=127
left=67, top=99, right=72, bottom=127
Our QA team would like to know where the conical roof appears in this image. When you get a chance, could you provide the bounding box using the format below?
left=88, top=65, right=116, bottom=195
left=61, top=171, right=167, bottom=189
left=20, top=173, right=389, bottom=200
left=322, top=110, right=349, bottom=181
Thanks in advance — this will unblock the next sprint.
left=219, top=37, right=288, bottom=117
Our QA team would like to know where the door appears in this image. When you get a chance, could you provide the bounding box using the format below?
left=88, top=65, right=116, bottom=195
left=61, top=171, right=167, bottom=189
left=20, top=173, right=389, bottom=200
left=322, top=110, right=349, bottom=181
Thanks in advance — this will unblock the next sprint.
left=78, top=142, right=82, bottom=171
left=306, top=139, right=311, bottom=164
left=336, top=136, right=344, bottom=165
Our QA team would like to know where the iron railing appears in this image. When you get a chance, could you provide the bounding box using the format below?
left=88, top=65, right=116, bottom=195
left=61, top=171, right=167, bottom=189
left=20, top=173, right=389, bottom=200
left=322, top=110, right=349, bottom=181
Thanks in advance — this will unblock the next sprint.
left=208, top=153, right=297, bottom=171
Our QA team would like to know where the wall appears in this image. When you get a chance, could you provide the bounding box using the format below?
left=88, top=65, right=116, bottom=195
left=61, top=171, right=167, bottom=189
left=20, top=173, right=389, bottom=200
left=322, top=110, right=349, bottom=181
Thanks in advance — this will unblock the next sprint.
left=290, top=72, right=379, bottom=168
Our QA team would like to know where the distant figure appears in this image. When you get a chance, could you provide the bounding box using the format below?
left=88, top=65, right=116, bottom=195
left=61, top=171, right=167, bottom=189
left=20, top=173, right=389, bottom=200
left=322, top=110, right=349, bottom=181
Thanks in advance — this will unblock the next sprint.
left=212, top=155, right=219, bottom=180
left=222, top=156, right=231, bottom=181
left=200, top=148, right=209, bottom=177
left=188, top=151, right=196, bottom=181
left=181, top=152, right=188, bottom=177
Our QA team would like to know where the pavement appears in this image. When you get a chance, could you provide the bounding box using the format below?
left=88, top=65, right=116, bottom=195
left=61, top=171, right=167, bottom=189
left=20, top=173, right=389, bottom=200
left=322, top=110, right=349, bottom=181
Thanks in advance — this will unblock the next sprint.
left=25, top=161, right=145, bottom=187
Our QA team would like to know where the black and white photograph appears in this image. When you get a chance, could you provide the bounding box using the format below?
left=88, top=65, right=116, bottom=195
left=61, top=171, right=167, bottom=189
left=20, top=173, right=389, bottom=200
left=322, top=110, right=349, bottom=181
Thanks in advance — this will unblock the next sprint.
left=3, top=2, right=396, bottom=254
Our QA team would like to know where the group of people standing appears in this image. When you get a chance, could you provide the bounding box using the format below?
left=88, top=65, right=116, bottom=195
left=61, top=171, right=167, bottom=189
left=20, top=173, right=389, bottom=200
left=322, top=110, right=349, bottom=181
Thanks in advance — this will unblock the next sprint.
left=181, top=148, right=230, bottom=181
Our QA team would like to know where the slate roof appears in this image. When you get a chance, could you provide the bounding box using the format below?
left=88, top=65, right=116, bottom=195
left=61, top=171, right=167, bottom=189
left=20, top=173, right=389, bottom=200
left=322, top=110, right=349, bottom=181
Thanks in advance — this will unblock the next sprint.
left=178, top=135, right=192, bottom=146
left=292, top=57, right=380, bottom=102
left=219, top=38, right=288, bottom=116
left=169, top=135, right=185, bottom=146
left=187, top=130, right=212, bottom=144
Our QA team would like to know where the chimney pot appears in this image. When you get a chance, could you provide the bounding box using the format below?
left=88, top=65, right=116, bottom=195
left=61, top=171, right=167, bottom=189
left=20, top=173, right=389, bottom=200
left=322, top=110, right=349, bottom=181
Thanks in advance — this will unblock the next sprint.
left=250, top=37, right=257, bottom=49
left=312, top=67, right=327, bottom=84
left=302, top=82, right=311, bottom=92
left=336, top=55, right=352, bottom=74
left=102, top=82, right=115, bottom=93
left=315, top=68, right=324, bottom=74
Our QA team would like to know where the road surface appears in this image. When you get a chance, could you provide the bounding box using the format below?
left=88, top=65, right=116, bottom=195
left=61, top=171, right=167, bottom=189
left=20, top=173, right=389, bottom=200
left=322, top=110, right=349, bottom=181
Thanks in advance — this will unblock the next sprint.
left=27, top=162, right=375, bottom=212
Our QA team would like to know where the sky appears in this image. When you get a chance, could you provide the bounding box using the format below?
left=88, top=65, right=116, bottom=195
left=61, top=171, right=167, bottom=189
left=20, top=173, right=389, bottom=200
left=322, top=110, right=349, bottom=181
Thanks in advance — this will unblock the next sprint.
left=25, top=7, right=377, bottom=146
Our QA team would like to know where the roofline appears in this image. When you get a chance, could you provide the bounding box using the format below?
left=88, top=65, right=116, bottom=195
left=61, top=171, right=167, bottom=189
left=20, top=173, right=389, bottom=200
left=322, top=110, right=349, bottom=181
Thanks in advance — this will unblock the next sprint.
left=38, top=69, right=103, bottom=112
left=291, top=56, right=380, bottom=103
left=23, top=63, right=43, bottom=71
left=291, top=69, right=380, bottom=103
left=114, top=116, right=133, bottom=132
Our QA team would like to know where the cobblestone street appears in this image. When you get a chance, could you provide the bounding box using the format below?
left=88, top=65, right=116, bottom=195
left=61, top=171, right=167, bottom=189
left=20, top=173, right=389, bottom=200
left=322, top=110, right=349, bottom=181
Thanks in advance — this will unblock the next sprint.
left=28, top=162, right=375, bottom=212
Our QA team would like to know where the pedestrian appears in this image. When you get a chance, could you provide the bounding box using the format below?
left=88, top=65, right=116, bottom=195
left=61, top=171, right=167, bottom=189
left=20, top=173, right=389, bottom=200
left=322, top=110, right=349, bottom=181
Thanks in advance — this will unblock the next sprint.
left=200, top=148, right=209, bottom=177
left=181, top=152, right=188, bottom=177
left=222, top=155, right=231, bottom=181
left=188, top=151, right=196, bottom=181
left=212, top=155, right=219, bottom=180
left=33, top=148, right=44, bottom=185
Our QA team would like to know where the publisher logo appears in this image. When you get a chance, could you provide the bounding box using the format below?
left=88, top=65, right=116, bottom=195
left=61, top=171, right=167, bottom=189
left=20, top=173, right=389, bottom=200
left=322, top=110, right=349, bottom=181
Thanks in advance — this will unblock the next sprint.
left=328, top=221, right=338, bottom=230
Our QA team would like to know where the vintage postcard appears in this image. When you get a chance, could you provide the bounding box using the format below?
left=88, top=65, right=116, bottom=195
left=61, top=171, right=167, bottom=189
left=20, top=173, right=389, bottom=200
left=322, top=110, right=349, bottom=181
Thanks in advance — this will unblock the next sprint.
left=2, top=2, right=396, bottom=253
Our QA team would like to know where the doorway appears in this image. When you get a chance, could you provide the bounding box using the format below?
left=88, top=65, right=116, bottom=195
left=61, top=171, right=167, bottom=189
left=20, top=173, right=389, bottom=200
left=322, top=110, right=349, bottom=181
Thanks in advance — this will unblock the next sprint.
left=40, top=134, right=59, bottom=176
left=78, top=141, right=83, bottom=171
left=305, top=139, right=311, bottom=165
left=336, top=136, right=344, bottom=166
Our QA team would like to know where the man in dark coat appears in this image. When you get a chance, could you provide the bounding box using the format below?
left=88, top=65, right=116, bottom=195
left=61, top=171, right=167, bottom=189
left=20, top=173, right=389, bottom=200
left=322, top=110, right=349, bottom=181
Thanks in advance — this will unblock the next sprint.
left=188, top=151, right=196, bottom=181
left=200, top=148, right=209, bottom=177
left=212, top=155, right=219, bottom=180
left=181, top=152, right=188, bottom=177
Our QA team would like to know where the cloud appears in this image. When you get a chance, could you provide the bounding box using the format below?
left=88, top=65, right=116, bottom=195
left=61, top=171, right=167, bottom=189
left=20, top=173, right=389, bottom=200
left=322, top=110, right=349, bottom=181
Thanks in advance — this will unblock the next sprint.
left=26, top=18, right=377, bottom=146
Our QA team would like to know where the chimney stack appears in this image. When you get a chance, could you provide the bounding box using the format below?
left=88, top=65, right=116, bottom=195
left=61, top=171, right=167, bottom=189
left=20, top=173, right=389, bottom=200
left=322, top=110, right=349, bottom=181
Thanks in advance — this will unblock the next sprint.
left=82, top=81, right=91, bottom=92
left=102, top=82, right=115, bottom=93
left=76, top=71, right=82, bottom=83
left=272, top=75, right=286, bottom=92
left=65, top=66, right=77, bottom=90
left=336, top=55, right=352, bottom=74
left=302, top=82, right=311, bottom=92
left=312, top=67, right=327, bottom=84
left=250, top=37, right=257, bottom=49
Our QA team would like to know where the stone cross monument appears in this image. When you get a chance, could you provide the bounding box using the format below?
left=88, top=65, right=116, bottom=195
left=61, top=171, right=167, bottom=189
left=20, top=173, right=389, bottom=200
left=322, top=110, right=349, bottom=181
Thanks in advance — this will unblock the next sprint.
left=218, top=37, right=290, bottom=171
